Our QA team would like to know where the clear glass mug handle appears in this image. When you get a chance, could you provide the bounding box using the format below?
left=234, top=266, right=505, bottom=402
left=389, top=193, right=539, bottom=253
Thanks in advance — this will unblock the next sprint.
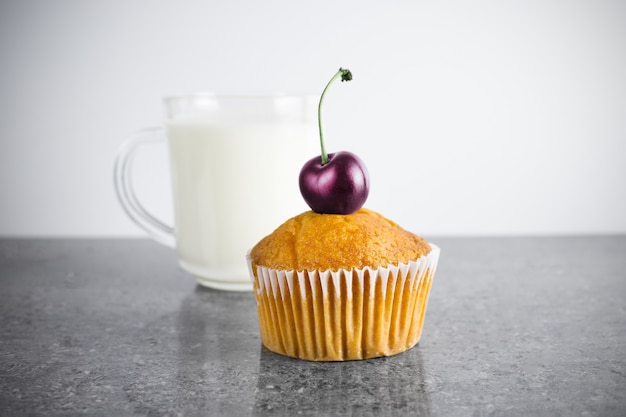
left=113, top=127, right=176, bottom=248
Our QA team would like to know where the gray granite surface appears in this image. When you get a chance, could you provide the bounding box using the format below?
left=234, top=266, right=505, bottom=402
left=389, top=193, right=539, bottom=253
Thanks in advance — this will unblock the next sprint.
left=0, top=237, right=625, bottom=416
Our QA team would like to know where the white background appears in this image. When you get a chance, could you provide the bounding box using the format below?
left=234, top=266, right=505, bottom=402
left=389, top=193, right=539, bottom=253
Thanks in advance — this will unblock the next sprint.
left=1, top=0, right=625, bottom=238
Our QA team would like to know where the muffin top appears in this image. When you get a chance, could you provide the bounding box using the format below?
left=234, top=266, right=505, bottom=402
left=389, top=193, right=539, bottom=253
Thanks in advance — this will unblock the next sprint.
left=249, top=208, right=431, bottom=272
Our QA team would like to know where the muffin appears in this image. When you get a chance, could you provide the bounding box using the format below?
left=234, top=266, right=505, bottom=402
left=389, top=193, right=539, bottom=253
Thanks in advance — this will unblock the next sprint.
left=247, top=208, right=440, bottom=361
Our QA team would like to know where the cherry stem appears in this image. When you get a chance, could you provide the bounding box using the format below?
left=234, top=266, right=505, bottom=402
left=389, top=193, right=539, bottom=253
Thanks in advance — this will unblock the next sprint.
left=318, top=68, right=352, bottom=165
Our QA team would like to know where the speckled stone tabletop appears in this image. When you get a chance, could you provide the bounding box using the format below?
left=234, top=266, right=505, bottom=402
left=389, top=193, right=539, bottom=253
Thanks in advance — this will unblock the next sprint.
left=1, top=237, right=625, bottom=416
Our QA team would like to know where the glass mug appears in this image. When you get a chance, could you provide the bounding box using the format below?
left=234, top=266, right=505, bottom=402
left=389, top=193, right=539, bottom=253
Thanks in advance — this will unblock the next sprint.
left=114, top=94, right=317, bottom=291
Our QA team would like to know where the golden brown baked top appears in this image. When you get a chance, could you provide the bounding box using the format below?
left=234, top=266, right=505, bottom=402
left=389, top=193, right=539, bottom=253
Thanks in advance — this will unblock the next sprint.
left=249, top=208, right=431, bottom=272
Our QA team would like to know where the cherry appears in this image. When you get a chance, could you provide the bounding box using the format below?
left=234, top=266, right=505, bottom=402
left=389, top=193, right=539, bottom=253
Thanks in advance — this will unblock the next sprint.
left=299, top=151, right=369, bottom=215
left=298, top=68, right=370, bottom=215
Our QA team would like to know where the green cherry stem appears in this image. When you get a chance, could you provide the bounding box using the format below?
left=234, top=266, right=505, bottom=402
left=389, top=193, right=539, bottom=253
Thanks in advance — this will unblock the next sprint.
left=318, top=67, right=353, bottom=165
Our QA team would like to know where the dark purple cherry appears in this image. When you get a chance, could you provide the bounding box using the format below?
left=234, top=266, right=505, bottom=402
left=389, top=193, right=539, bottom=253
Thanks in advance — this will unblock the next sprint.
left=299, top=67, right=370, bottom=214
left=299, top=151, right=369, bottom=214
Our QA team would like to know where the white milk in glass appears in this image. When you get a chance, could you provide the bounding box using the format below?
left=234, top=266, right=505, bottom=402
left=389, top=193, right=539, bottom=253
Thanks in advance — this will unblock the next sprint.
left=165, top=116, right=315, bottom=288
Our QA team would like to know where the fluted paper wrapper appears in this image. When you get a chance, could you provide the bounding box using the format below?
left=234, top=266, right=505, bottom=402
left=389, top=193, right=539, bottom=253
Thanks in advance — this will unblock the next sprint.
left=247, top=244, right=440, bottom=361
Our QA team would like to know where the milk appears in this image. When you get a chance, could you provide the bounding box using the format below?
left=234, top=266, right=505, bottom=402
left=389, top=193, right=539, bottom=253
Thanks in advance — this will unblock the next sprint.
left=165, top=117, right=316, bottom=290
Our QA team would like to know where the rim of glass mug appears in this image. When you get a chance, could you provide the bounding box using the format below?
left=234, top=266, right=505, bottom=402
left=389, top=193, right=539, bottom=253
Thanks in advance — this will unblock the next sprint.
left=162, top=93, right=319, bottom=123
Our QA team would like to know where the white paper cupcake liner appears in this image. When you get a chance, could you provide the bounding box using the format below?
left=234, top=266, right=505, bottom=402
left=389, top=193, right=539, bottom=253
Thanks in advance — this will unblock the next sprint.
left=247, top=244, right=440, bottom=361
